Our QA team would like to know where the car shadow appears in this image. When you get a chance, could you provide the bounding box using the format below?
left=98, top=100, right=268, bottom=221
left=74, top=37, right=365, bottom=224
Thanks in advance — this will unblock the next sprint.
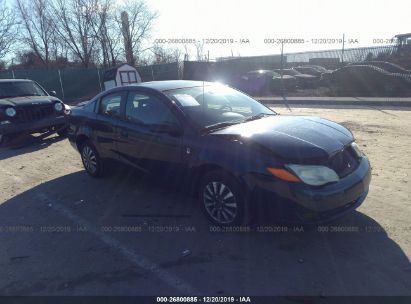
left=0, top=169, right=410, bottom=295
left=0, top=134, right=66, bottom=161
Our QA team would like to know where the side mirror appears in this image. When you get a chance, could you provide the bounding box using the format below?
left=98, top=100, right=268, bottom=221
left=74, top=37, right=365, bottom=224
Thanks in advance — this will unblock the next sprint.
left=106, top=109, right=118, bottom=117
left=149, top=123, right=182, bottom=136
left=49, top=91, right=57, bottom=97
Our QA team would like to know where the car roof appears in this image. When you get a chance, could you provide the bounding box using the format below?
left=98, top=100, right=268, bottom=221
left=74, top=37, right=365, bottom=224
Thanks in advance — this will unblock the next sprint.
left=341, top=65, right=387, bottom=73
left=247, top=70, right=275, bottom=73
left=363, top=61, right=407, bottom=70
left=0, top=79, right=33, bottom=83
left=127, top=80, right=215, bottom=92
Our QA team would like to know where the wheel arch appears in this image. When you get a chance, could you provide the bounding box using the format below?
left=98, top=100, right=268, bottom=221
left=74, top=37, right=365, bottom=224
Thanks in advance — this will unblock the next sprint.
left=75, top=134, right=90, bottom=151
left=192, top=163, right=249, bottom=198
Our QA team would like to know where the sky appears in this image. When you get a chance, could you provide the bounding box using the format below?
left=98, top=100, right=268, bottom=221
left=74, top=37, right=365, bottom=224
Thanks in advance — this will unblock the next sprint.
left=142, top=0, right=410, bottom=59
left=3, top=0, right=409, bottom=62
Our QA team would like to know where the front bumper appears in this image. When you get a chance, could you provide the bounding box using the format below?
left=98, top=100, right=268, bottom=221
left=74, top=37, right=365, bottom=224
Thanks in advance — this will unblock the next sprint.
left=0, top=115, right=68, bottom=146
left=0, top=115, right=68, bottom=135
left=249, top=157, right=372, bottom=223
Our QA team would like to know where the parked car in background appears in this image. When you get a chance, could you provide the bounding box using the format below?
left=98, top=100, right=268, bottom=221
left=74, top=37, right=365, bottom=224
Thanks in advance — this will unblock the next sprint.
left=305, top=65, right=333, bottom=74
left=68, top=81, right=371, bottom=226
left=0, top=79, right=70, bottom=146
left=326, top=65, right=411, bottom=96
left=274, top=68, right=319, bottom=88
left=349, top=61, right=411, bottom=75
left=294, top=65, right=333, bottom=79
left=235, top=70, right=297, bottom=95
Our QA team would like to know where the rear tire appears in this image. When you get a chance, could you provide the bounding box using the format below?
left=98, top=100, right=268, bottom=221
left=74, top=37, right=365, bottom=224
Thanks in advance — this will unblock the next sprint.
left=80, top=140, right=105, bottom=177
left=199, top=170, right=245, bottom=226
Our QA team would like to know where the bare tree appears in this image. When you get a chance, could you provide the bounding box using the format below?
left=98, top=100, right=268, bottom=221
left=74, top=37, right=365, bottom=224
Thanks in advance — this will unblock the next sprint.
left=170, top=47, right=184, bottom=63
left=194, top=41, right=206, bottom=61
left=148, top=44, right=184, bottom=64
left=91, top=0, right=122, bottom=67
left=52, top=0, right=103, bottom=67
left=0, top=0, right=17, bottom=60
left=4, top=0, right=156, bottom=68
left=16, top=0, right=58, bottom=67
left=117, top=0, right=158, bottom=66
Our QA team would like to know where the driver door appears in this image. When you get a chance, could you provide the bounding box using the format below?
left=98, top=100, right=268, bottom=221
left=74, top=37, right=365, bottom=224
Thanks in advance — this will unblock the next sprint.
left=93, top=91, right=125, bottom=159
left=116, top=90, right=183, bottom=174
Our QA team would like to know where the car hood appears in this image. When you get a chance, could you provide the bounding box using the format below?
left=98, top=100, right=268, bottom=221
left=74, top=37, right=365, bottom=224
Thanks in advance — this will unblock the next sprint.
left=0, top=96, right=60, bottom=107
left=210, top=115, right=354, bottom=162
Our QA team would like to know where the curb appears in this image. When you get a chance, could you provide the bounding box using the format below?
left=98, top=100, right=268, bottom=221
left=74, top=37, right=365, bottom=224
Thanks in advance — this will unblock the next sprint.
left=257, top=97, right=411, bottom=107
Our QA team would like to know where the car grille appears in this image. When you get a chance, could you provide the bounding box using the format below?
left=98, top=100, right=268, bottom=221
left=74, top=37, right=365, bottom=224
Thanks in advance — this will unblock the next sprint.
left=327, top=146, right=359, bottom=178
left=16, top=105, right=55, bottom=123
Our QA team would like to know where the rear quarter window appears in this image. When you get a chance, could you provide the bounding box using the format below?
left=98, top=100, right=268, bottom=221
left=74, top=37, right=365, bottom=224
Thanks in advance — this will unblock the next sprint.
left=82, top=100, right=97, bottom=112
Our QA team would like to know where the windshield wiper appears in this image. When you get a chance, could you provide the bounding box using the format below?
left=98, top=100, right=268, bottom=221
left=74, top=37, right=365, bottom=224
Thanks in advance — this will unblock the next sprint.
left=202, top=121, right=242, bottom=132
left=202, top=113, right=276, bottom=132
left=243, top=113, right=276, bottom=122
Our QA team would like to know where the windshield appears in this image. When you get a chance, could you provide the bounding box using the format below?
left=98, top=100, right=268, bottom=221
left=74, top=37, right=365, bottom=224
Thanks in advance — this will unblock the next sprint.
left=0, top=81, right=47, bottom=99
left=165, top=85, right=276, bottom=129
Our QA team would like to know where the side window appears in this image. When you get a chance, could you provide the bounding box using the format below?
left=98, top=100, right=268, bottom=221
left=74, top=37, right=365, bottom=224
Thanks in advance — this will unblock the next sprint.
left=99, top=93, right=122, bottom=117
left=125, top=92, right=178, bottom=125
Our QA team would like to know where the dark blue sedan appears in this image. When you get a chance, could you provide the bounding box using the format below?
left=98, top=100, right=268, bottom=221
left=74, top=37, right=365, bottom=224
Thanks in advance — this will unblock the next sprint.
left=67, top=81, right=371, bottom=225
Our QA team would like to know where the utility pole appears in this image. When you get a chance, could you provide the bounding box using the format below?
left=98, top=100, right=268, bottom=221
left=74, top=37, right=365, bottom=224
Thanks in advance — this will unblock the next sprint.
left=280, top=41, right=291, bottom=112
left=121, top=12, right=134, bottom=66
left=280, top=41, right=285, bottom=95
left=342, top=33, right=345, bottom=65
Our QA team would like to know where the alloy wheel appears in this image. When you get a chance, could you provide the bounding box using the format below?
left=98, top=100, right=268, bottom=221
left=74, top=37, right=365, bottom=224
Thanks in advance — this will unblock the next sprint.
left=203, top=181, right=238, bottom=224
left=82, top=145, right=97, bottom=174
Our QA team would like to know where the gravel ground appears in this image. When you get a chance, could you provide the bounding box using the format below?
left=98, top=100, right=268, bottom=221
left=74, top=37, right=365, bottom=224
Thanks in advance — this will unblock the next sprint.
left=0, top=105, right=410, bottom=296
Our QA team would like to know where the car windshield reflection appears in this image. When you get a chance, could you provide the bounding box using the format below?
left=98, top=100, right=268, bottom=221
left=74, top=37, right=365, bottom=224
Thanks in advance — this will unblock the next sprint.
left=165, top=84, right=276, bottom=128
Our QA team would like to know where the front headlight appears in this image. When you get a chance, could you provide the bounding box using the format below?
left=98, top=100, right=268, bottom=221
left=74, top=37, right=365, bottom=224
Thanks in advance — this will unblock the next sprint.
left=5, top=107, right=16, bottom=117
left=54, top=102, right=63, bottom=111
left=286, top=164, right=339, bottom=186
left=64, top=104, right=71, bottom=115
left=351, top=142, right=363, bottom=158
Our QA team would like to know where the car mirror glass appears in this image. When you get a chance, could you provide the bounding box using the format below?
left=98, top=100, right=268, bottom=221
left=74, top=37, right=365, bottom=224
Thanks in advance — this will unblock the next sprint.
left=106, top=109, right=118, bottom=117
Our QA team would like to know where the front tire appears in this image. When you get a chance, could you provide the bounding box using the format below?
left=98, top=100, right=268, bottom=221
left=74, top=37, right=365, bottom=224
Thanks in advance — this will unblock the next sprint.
left=57, top=128, right=68, bottom=137
left=199, top=170, right=245, bottom=226
left=80, top=140, right=105, bottom=177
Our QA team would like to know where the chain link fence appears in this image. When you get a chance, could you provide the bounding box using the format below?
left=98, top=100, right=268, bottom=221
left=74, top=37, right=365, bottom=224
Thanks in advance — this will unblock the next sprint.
left=136, top=62, right=181, bottom=82
left=213, top=44, right=409, bottom=75
left=0, top=62, right=181, bottom=103
left=0, top=68, right=103, bottom=103
left=1, top=44, right=409, bottom=101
